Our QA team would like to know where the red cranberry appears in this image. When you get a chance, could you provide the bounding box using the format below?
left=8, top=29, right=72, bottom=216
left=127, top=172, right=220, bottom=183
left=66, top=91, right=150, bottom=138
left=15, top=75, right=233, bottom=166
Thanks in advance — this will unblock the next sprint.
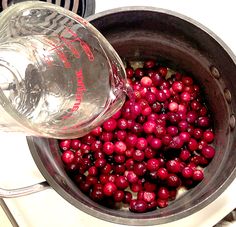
left=180, top=91, right=191, bottom=102
left=144, top=182, right=157, bottom=192
left=198, top=140, right=208, bottom=150
left=126, top=67, right=134, bottom=78
left=91, top=140, right=102, bottom=152
left=181, top=166, right=194, bottom=178
left=144, top=60, right=156, bottom=69
left=143, top=191, right=156, bottom=203
left=115, top=130, right=128, bottom=141
left=70, top=139, right=81, bottom=150
left=103, top=142, right=114, bottom=155
left=172, top=81, right=183, bottom=93
left=197, top=117, right=210, bottom=128
left=147, top=158, right=160, bottom=172
left=162, top=135, right=172, bottom=146
left=125, top=134, right=138, bottom=148
left=180, top=149, right=191, bottom=161
left=114, top=155, right=126, bottom=164
left=157, top=187, right=169, bottom=199
left=188, top=138, right=199, bottom=151
left=103, top=182, right=117, bottom=196
left=88, top=166, right=98, bottom=176
left=103, top=118, right=117, bottom=132
left=135, top=68, right=145, bottom=78
left=123, top=191, right=132, bottom=204
left=82, top=134, right=96, bottom=145
left=100, top=132, right=113, bottom=142
left=166, top=160, right=181, bottom=173
left=191, top=100, right=201, bottom=111
left=141, top=76, right=153, bottom=87
left=168, top=102, right=179, bottom=112
left=166, top=174, right=181, bottom=188
left=143, top=121, right=156, bottom=134
left=113, top=190, right=125, bottom=202
left=129, top=199, right=148, bottom=213
left=101, top=164, right=112, bottom=174
left=201, top=145, right=215, bottom=159
left=178, top=120, right=188, bottom=132
left=133, top=162, right=147, bottom=176
left=182, top=76, right=193, bottom=86
left=61, top=150, right=74, bottom=165
left=150, top=71, right=163, bottom=86
left=169, top=136, right=184, bottom=149
left=149, top=138, right=162, bottom=149
left=203, top=130, right=214, bottom=143
left=133, top=150, right=145, bottom=162
left=125, top=158, right=134, bottom=170
left=151, top=102, right=162, bottom=113
left=192, top=169, right=204, bottom=181
left=144, top=147, right=156, bottom=159
left=154, top=125, right=166, bottom=137
left=114, top=141, right=127, bottom=154
left=156, top=198, right=168, bottom=208
left=95, top=158, right=106, bottom=168
left=156, top=90, right=167, bottom=102
left=156, top=167, right=168, bottom=180
left=135, top=138, right=148, bottom=150
left=186, top=111, right=198, bottom=124
left=125, top=170, right=138, bottom=184
left=167, top=126, right=178, bottom=136
left=179, top=132, right=191, bottom=143
left=131, top=183, right=143, bottom=192
left=59, top=139, right=71, bottom=151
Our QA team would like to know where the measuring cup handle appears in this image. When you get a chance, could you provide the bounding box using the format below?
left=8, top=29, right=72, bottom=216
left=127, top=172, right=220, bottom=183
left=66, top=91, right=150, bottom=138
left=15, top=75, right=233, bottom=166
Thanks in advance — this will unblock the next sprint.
left=0, top=181, right=49, bottom=198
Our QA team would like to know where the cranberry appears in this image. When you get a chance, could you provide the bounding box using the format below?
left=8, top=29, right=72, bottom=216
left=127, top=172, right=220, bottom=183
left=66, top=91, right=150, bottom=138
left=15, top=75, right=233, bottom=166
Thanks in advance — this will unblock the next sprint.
left=143, top=121, right=156, bottom=134
left=103, top=142, right=114, bottom=155
left=162, top=135, right=172, bottom=146
left=95, top=158, right=106, bottom=168
left=182, top=166, right=194, bottom=178
left=144, top=181, right=157, bottom=192
left=192, top=169, right=204, bottom=181
left=101, top=164, right=112, bottom=174
left=156, top=167, right=169, bottom=180
left=151, top=102, right=162, bottom=113
left=123, top=191, right=132, bottom=204
left=156, top=198, right=168, bottom=208
left=82, top=134, right=96, bottom=145
left=59, top=139, right=71, bottom=151
left=61, top=150, right=74, bottom=165
left=88, top=166, right=98, bottom=176
left=100, top=132, right=113, bottom=142
left=169, top=136, right=184, bottom=149
left=113, top=190, right=125, bottom=202
left=149, top=138, right=162, bottom=150
left=133, top=149, right=145, bottom=162
left=150, top=71, right=163, bottom=86
left=135, top=138, right=148, bottom=150
left=154, top=125, right=166, bottom=137
left=197, top=116, right=210, bottom=128
left=203, top=130, right=214, bottom=143
left=188, top=138, right=199, bottom=151
left=179, top=149, right=191, bottom=161
left=157, top=187, right=169, bottom=199
left=146, top=158, right=160, bottom=172
left=125, top=134, right=138, bottom=148
left=91, top=140, right=102, bottom=152
left=201, top=145, right=215, bottom=159
left=144, top=147, right=156, bottom=159
left=143, top=191, right=156, bottom=203
left=70, top=139, right=81, bottom=150
left=180, top=91, right=191, bottom=102
left=168, top=102, right=179, bottom=112
left=135, top=68, right=145, bottom=78
left=182, top=76, right=193, bottom=86
left=167, top=126, right=178, bottom=136
left=141, top=76, right=153, bottom=87
left=131, top=183, right=143, bottom=192
left=144, top=60, right=156, bottom=69
left=125, top=170, right=138, bottom=184
left=166, top=174, right=181, bottom=188
left=166, top=160, right=181, bottom=173
left=179, top=132, right=191, bottom=143
left=114, top=141, right=127, bottom=154
left=172, top=81, right=183, bottom=93
left=186, top=111, right=198, bottom=124
left=133, top=162, right=147, bottom=176
left=114, top=154, right=126, bottom=164
left=130, top=200, right=148, bottom=213
left=103, top=182, right=117, bottom=196
left=156, top=90, right=167, bottom=102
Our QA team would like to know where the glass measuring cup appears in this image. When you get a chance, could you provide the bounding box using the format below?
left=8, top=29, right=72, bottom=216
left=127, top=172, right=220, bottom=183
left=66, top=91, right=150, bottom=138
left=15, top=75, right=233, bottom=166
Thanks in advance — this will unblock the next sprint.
left=0, top=1, right=127, bottom=139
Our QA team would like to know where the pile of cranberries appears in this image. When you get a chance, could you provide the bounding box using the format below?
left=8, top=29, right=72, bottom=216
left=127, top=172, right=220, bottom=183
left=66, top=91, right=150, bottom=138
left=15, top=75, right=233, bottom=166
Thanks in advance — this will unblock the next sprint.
left=59, top=60, right=216, bottom=213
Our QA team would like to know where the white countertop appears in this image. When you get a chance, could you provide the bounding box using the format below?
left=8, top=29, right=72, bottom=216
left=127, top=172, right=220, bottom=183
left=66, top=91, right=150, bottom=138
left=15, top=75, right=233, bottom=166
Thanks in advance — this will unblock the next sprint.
left=0, top=1, right=236, bottom=227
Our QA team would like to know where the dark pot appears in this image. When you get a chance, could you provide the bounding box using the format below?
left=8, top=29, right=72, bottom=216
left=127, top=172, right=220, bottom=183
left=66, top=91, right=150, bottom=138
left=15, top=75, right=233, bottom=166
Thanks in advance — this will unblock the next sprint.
left=15, top=7, right=236, bottom=225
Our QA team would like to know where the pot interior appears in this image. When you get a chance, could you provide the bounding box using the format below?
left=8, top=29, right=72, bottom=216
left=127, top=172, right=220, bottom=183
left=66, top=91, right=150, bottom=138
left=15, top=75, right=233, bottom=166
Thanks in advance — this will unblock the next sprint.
left=27, top=8, right=236, bottom=225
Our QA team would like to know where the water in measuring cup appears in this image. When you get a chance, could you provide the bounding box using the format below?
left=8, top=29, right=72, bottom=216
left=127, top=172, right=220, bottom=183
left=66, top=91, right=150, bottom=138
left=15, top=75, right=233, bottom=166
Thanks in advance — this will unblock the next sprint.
left=0, top=2, right=126, bottom=138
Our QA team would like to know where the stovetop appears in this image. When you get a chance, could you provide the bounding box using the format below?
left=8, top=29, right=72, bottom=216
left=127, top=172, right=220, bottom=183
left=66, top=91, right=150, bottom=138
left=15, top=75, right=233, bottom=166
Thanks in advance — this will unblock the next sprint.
left=0, top=1, right=236, bottom=227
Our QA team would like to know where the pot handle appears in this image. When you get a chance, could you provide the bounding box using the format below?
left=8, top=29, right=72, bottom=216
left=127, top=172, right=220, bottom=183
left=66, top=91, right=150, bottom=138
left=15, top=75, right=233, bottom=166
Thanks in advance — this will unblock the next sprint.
left=0, top=181, right=50, bottom=198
